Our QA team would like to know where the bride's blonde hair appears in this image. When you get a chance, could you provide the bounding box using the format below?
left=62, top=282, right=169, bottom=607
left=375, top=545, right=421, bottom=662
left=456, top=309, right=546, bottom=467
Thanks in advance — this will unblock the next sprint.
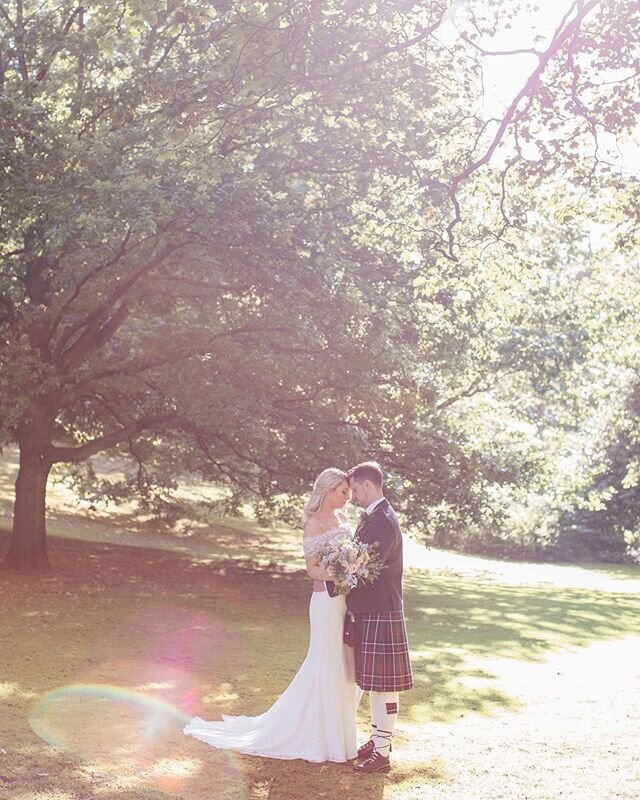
left=302, top=467, right=348, bottom=526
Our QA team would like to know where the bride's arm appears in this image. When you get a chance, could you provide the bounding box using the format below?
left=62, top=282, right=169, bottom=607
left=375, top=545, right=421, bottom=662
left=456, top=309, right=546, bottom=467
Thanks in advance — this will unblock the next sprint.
left=304, top=554, right=334, bottom=581
left=302, top=518, right=334, bottom=580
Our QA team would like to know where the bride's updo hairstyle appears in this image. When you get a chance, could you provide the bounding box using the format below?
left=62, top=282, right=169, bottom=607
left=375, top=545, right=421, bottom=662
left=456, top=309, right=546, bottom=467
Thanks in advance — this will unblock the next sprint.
left=302, top=467, right=348, bottom=527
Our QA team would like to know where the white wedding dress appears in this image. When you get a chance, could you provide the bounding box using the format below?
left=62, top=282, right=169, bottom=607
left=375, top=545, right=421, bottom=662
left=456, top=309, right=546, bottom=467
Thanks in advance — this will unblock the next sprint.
left=183, top=525, right=359, bottom=762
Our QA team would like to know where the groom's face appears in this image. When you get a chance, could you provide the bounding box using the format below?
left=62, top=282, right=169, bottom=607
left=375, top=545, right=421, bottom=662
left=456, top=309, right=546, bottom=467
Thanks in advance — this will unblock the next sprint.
left=349, top=479, right=367, bottom=508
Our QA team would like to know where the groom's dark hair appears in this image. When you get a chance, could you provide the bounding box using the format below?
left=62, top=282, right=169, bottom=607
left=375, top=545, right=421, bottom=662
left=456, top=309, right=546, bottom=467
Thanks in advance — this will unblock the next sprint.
left=347, top=461, right=383, bottom=488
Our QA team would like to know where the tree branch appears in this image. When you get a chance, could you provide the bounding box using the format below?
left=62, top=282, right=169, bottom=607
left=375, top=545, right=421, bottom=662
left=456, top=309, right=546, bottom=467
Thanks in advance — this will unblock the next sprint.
left=435, top=368, right=520, bottom=411
left=35, top=5, right=84, bottom=82
left=0, top=5, right=14, bottom=28
left=441, top=0, right=601, bottom=258
left=15, top=0, right=30, bottom=82
left=48, top=412, right=178, bottom=463
left=59, top=300, right=129, bottom=372
left=303, top=5, right=448, bottom=84
left=461, top=33, right=542, bottom=59
left=56, top=240, right=184, bottom=368
left=65, top=323, right=294, bottom=390
left=49, top=227, right=132, bottom=343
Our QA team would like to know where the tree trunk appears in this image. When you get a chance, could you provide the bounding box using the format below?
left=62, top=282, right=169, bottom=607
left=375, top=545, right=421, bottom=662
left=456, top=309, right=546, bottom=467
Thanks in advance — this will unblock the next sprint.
left=3, top=446, right=52, bottom=572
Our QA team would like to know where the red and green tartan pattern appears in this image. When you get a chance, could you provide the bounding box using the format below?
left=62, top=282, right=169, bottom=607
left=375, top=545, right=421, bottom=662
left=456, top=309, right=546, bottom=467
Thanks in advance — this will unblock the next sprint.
left=354, top=611, right=414, bottom=692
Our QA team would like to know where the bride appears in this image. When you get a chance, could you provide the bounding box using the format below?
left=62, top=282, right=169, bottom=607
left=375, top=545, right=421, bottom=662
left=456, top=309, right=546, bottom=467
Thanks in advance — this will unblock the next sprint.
left=183, top=468, right=359, bottom=762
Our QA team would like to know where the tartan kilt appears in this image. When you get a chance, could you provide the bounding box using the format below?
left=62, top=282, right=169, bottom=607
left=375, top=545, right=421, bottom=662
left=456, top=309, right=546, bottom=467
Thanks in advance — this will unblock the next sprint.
left=354, top=611, right=414, bottom=692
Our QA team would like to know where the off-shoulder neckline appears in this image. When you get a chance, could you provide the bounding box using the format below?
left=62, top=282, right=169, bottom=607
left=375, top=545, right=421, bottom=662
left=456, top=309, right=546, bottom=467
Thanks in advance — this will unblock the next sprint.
left=303, top=523, right=351, bottom=542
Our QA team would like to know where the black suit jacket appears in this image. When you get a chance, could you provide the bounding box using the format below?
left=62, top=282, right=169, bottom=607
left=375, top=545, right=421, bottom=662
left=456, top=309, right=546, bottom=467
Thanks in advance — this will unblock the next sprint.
left=328, top=498, right=404, bottom=614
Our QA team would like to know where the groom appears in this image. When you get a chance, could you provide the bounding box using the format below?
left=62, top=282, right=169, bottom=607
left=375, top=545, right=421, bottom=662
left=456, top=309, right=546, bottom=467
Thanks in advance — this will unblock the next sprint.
left=330, top=461, right=413, bottom=774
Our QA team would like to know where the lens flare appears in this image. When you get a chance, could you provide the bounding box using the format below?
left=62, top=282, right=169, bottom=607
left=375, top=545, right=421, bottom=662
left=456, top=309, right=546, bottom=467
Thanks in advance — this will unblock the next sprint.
left=29, top=682, right=189, bottom=747
left=29, top=682, right=248, bottom=796
left=28, top=603, right=251, bottom=796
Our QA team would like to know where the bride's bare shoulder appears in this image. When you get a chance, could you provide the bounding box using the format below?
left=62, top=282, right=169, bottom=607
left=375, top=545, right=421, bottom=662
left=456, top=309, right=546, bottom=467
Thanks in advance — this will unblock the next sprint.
left=303, top=516, right=324, bottom=538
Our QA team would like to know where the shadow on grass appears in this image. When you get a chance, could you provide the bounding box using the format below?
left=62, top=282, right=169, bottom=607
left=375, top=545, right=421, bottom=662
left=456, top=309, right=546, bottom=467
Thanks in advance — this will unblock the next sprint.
left=3, top=523, right=640, bottom=798
left=401, top=569, right=640, bottom=724
left=166, top=554, right=640, bottom=730
left=8, top=693, right=419, bottom=800
left=3, top=526, right=639, bottom=730
left=4, top=734, right=249, bottom=800
left=0, top=446, right=303, bottom=567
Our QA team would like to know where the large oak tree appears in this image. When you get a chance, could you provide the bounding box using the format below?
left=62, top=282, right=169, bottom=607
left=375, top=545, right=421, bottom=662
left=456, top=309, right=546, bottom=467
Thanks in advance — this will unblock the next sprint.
left=0, top=0, right=638, bottom=570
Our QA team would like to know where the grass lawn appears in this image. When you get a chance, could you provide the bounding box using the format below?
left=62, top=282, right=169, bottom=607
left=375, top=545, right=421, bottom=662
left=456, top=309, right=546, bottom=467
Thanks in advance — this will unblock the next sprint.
left=1, top=452, right=639, bottom=800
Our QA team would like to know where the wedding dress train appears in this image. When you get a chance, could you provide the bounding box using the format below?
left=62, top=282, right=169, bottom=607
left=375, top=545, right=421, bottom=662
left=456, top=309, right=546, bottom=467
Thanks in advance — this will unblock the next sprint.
left=183, top=527, right=359, bottom=762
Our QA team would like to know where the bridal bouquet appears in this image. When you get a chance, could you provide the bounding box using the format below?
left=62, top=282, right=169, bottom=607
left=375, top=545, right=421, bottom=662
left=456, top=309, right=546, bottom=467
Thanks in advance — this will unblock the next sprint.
left=313, top=534, right=384, bottom=595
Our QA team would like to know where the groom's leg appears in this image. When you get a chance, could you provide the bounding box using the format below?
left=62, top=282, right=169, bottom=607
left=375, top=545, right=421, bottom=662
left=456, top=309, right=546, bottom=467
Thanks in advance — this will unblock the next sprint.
left=370, top=691, right=399, bottom=757
left=368, top=691, right=378, bottom=744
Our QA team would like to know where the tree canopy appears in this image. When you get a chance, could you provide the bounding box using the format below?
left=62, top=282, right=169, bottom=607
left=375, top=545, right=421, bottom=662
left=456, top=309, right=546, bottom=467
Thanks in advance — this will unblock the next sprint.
left=0, top=0, right=638, bottom=570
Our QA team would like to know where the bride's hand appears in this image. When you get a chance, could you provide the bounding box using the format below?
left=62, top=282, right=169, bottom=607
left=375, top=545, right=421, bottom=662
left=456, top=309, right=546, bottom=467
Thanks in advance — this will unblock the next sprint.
left=305, top=556, right=334, bottom=581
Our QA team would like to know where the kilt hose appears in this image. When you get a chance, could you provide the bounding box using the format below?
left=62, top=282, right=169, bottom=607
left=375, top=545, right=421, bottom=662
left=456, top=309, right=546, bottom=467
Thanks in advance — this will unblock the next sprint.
left=354, top=611, right=414, bottom=692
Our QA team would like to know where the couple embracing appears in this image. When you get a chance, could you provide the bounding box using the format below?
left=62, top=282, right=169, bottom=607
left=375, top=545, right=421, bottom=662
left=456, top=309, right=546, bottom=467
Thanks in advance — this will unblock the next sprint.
left=184, top=461, right=413, bottom=775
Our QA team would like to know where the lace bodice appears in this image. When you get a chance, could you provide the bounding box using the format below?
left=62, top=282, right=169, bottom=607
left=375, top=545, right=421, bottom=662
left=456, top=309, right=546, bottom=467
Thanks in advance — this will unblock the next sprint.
left=302, top=524, right=353, bottom=556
